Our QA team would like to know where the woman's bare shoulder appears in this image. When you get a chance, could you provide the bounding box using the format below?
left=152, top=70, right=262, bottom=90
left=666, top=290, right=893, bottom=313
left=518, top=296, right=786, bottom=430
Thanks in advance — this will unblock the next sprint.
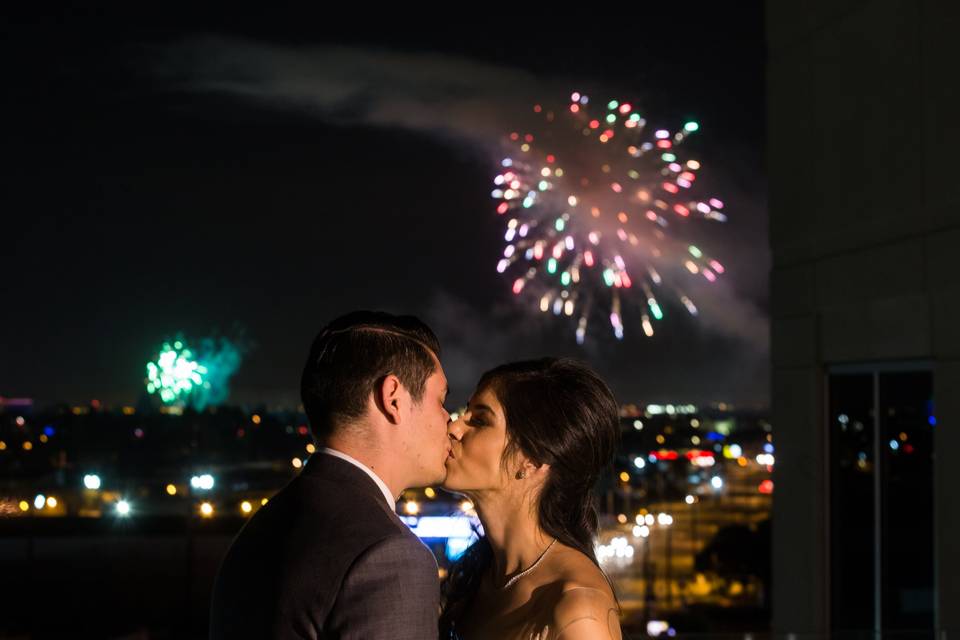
left=547, top=545, right=614, bottom=593
left=546, top=586, right=620, bottom=639
left=539, top=546, right=620, bottom=639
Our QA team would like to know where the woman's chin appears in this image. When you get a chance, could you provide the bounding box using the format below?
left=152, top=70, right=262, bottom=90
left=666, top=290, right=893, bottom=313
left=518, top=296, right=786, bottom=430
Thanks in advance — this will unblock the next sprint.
left=440, top=474, right=470, bottom=494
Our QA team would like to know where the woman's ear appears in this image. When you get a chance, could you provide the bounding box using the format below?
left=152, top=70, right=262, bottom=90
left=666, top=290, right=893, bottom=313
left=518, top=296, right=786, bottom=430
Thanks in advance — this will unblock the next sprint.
left=516, top=458, right=549, bottom=480
left=532, top=461, right=550, bottom=477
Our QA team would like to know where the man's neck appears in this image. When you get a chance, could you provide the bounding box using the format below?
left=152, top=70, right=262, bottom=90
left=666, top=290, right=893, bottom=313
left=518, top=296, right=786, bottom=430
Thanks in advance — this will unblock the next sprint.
left=323, top=436, right=405, bottom=502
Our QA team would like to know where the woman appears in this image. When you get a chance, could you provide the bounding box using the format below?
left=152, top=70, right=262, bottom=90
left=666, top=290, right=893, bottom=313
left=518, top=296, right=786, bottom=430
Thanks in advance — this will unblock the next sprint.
left=441, top=358, right=622, bottom=639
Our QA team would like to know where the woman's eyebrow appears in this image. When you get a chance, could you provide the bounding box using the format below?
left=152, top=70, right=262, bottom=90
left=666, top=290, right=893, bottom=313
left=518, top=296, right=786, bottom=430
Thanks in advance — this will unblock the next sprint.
left=470, top=403, right=494, bottom=415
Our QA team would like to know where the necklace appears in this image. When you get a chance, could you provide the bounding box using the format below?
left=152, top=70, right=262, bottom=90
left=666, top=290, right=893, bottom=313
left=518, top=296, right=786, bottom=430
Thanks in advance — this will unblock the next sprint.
left=500, top=538, right=557, bottom=590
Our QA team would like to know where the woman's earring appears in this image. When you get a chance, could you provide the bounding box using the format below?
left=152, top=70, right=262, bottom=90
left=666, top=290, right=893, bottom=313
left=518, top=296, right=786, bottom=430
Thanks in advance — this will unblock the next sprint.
left=516, top=469, right=527, bottom=480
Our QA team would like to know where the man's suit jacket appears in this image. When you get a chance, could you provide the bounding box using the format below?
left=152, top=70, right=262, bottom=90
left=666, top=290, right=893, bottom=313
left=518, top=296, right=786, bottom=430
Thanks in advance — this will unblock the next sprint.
left=210, top=453, right=440, bottom=639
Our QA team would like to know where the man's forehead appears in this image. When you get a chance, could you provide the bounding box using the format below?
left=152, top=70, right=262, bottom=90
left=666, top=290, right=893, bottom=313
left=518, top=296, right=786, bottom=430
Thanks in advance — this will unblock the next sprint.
left=427, top=351, right=446, bottom=380
left=430, top=365, right=448, bottom=391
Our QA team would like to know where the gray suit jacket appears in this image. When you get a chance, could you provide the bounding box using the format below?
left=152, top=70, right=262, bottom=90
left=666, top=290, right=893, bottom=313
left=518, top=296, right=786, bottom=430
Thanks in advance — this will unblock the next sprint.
left=210, top=454, right=440, bottom=639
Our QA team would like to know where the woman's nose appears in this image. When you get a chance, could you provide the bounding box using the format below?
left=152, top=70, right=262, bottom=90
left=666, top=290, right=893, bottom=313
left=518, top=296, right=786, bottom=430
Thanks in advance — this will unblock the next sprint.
left=447, top=418, right=464, bottom=440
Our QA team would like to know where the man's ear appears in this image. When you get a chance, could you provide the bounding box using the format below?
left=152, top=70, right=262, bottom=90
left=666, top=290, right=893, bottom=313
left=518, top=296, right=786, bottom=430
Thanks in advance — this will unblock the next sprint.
left=374, top=374, right=404, bottom=425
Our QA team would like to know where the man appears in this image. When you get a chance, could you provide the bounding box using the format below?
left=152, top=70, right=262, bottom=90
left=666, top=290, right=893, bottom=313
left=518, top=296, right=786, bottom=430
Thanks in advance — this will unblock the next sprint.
left=210, top=311, right=451, bottom=639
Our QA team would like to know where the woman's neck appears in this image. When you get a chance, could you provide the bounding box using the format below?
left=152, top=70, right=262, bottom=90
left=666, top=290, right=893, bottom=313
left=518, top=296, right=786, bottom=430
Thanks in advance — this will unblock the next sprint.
left=472, top=490, right=553, bottom=584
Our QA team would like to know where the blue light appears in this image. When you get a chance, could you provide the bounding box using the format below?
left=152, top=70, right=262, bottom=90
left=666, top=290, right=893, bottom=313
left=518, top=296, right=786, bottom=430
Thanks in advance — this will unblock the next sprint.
left=191, top=474, right=215, bottom=491
left=404, top=516, right=478, bottom=539
left=763, top=443, right=775, bottom=454
left=889, top=440, right=900, bottom=451
left=43, top=426, right=55, bottom=437
left=705, top=431, right=724, bottom=442
left=400, top=516, right=480, bottom=561
left=929, top=416, right=937, bottom=426
left=446, top=537, right=474, bottom=561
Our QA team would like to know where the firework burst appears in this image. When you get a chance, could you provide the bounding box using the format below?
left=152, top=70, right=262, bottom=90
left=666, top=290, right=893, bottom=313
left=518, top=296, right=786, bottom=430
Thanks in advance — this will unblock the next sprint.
left=492, top=92, right=728, bottom=343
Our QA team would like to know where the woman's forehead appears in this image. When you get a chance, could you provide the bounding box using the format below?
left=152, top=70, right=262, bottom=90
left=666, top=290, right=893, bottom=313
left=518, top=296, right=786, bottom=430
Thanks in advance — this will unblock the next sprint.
left=469, top=387, right=502, bottom=412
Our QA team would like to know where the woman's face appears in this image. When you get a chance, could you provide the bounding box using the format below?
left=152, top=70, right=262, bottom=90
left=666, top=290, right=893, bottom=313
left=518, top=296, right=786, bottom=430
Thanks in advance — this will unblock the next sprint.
left=443, top=386, right=514, bottom=493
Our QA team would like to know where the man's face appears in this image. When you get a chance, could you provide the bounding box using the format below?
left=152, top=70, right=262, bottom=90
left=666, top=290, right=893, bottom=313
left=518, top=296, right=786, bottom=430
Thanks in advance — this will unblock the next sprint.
left=404, top=356, right=452, bottom=487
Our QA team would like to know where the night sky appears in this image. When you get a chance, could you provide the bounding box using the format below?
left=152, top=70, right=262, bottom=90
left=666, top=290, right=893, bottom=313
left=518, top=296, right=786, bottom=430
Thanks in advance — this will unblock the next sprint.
left=3, top=8, right=769, bottom=409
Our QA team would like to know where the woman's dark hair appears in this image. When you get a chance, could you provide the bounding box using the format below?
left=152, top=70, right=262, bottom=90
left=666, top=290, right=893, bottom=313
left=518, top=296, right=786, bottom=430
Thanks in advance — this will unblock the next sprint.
left=439, top=357, right=621, bottom=637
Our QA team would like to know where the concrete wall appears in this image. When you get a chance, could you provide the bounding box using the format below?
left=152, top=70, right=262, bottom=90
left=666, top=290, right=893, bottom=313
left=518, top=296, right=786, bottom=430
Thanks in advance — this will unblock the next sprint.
left=767, top=0, right=960, bottom=635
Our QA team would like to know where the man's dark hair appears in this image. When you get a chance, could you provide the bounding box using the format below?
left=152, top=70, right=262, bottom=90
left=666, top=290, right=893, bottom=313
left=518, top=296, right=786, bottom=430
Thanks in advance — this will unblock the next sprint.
left=300, top=311, right=441, bottom=440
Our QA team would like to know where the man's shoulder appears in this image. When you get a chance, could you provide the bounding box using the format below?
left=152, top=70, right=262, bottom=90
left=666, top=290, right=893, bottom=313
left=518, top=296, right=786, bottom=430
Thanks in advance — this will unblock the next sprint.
left=248, top=477, right=409, bottom=564
left=223, top=470, right=410, bottom=572
left=350, top=527, right=438, bottom=575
